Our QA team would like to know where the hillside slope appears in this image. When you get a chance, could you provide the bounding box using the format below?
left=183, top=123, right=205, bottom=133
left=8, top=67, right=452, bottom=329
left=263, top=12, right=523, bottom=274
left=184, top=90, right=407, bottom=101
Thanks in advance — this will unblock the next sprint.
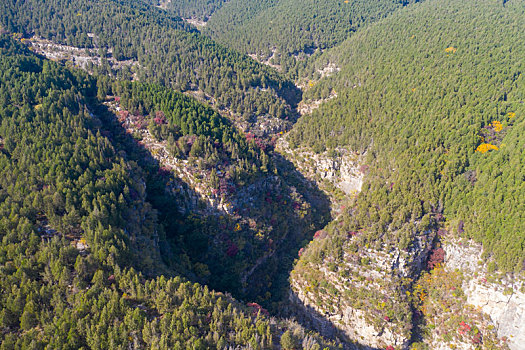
left=0, top=36, right=338, bottom=349
left=205, top=0, right=420, bottom=54
left=150, top=0, right=228, bottom=20
left=289, top=0, right=525, bottom=348
left=2, top=0, right=525, bottom=348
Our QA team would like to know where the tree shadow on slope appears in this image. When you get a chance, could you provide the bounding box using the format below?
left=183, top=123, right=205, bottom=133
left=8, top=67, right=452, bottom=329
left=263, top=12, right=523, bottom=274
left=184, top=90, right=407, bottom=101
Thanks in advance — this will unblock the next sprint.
left=90, top=96, right=249, bottom=279
left=239, top=152, right=331, bottom=309
left=91, top=98, right=372, bottom=347
left=243, top=154, right=384, bottom=350
left=90, top=97, right=329, bottom=282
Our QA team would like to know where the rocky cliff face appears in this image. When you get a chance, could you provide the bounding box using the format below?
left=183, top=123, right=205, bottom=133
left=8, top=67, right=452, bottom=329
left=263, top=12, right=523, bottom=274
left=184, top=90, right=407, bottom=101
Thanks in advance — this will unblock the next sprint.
left=290, top=228, right=435, bottom=349
left=276, top=141, right=363, bottom=199
left=290, top=261, right=407, bottom=349
left=445, top=240, right=525, bottom=350
left=289, top=223, right=520, bottom=350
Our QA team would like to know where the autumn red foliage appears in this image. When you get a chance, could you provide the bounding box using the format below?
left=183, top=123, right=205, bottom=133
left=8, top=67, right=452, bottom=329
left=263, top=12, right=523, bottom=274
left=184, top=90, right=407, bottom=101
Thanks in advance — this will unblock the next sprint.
left=157, top=167, right=171, bottom=177
left=437, top=227, right=447, bottom=236
left=359, top=164, right=370, bottom=174
left=427, top=247, right=445, bottom=269
left=458, top=321, right=472, bottom=335
left=347, top=231, right=358, bottom=238
left=457, top=220, right=465, bottom=234
left=472, top=332, right=482, bottom=344
left=154, top=111, right=167, bottom=125
left=118, top=110, right=130, bottom=121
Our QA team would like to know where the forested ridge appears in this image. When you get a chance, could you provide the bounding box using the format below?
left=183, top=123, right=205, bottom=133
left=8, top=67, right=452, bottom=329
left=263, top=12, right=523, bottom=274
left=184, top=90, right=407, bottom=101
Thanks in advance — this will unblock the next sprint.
left=292, top=0, right=525, bottom=275
left=0, top=0, right=329, bottom=326
left=159, top=0, right=423, bottom=78
left=0, top=0, right=300, bottom=123
left=0, top=36, right=339, bottom=349
left=97, top=78, right=329, bottom=304
left=206, top=0, right=421, bottom=59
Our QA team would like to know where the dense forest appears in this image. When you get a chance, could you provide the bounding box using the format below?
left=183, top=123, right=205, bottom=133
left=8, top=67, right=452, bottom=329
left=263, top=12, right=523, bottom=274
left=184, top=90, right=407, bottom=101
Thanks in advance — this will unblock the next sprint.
left=159, top=0, right=423, bottom=78
left=292, top=0, right=524, bottom=275
left=0, top=0, right=300, bottom=124
left=206, top=0, right=420, bottom=59
left=0, top=0, right=330, bottom=318
left=1, top=0, right=525, bottom=348
left=0, top=36, right=340, bottom=349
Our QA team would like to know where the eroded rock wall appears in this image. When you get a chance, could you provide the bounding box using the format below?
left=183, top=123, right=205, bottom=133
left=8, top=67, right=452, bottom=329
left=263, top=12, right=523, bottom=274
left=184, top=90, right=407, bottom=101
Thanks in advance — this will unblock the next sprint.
left=445, top=241, right=525, bottom=350
left=290, top=230, right=435, bottom=349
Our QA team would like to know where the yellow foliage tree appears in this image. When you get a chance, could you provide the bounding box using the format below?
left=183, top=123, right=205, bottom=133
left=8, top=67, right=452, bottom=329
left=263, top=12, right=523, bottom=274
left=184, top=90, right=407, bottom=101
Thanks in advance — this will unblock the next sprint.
left=475, top=143, right=498, bottom=153
left=491, top=120, right=503, bottom=132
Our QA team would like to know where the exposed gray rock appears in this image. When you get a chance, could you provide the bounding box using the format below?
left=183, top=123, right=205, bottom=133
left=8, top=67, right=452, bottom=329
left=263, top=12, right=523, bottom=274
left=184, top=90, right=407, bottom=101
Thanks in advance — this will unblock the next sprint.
left=290, top=229, right=435, bottom=349
left=276, top=143, right=364, bottom=197
left=445, top=240, right=525, bottom=350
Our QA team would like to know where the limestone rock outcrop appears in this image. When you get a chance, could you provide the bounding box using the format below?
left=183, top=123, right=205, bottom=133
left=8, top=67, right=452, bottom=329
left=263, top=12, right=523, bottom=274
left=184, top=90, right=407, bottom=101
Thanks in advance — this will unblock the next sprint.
left=445, top=240, right=525, bottom=350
